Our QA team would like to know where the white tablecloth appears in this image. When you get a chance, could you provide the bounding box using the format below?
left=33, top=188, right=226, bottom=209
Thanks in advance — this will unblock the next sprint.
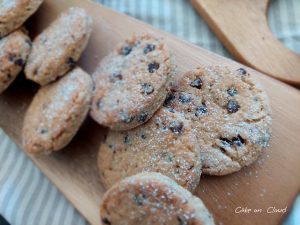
left=0, top=0, right=299, bottom=224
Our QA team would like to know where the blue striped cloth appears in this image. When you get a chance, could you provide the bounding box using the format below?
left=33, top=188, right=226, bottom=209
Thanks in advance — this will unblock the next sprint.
left=0, top=0, right=299, bottom=224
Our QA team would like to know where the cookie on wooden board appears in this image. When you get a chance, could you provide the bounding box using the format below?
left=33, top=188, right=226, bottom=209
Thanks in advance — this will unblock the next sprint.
left=0, top=0, right=44, bottom=37
left=22, top=67, right=93, bottom=154
left=98, top=107, right=202, bottom=192
left=100, top=172, right=215, bottom=225
left=25, top=7, right=93, bottom=85
left=91, top=34, right=175, bottom=131
left=0, top=28, right=31, bottom=94
left=164, top=66, right=272, bottom=175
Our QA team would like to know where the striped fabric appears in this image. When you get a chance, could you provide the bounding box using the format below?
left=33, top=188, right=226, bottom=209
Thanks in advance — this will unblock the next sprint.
left=0, top=0, right=299, bottom=224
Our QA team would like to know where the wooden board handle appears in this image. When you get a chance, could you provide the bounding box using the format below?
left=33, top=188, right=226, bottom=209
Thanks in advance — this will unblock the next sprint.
left=191, top=0, right=300, bottom=86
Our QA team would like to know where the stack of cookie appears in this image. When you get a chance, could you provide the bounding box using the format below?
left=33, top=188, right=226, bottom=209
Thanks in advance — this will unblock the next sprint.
left=90, top=34, right=271, bottom=224
left=0, top=1, right=272, bottom=224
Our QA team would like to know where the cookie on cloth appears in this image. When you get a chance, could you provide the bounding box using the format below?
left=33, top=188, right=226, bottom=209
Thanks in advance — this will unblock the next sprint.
left=0, top=0, right=44, bottom=37
left=91, top=34, right=175, bottom=131
left=100, top=172, right=215, bottom=225
left=25, top=7, right=93, bottom=85
left=164, top=66, right=272, bottom=175
left=0, top=28, right=31, bottom=94
left=98, top=107, right=202, bottom=192
left=22, top=67, right=93, bottom=154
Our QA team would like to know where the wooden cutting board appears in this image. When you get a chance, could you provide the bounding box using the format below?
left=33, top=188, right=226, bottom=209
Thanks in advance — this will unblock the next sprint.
left=1, top=0, right=300, bottom=224
left=190, top=0, right=300, bottom=86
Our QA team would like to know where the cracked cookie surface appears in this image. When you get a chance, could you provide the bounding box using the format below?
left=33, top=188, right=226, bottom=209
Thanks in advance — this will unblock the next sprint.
left=0, top=28, right=31, bottom=94
left=25, top=7, right=92, bottom=85
left=100, top=172, right=215, bottom=225
left=22, top=67, right=93, bottom=154
left=91, top=34, right=175, bottom=131
left=164, top=66, right=272, bottom=175
left=98, top=107, right=202, bottom=192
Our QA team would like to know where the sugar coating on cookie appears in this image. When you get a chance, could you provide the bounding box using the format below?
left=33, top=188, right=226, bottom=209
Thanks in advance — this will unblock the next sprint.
left=22, top=67, right=93, bottom=154
left=0, top=28, right=31, bottom=94
left=98, top=106, right=202, bottom=192
left=0, top=0, right=44, bottom=37
left=164, top=66, right=272, bottom=175
left=100, top=172, right=215, bottom=225
left=25, top=7, right=93, bottom=85
left=91, top=34, right=175, bottom=131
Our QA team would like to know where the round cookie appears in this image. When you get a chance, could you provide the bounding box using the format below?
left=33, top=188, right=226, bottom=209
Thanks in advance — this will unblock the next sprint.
left=22, top=67, right=93, bottom=154
left=25, top=7, right=93, bottom=85
left=100, top=172, right=215, bottom=225
left=0, top=28, right=31, bottom=94
left=91, top=34, right=175, bottom=131
left=164, top=66, right=272, bottom=175
left=0, top=0, right=44, bottom=38
left=98, top=106, right=202, bottom=192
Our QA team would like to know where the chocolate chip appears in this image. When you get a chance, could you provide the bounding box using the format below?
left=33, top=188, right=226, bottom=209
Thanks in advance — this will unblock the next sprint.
left=33, top=67, right=38, bottom=75
left=141, top=134, right=146, bottom=139
left=121, top=46, right=132, bottom=55
left=179, top=93, right=192, bottom=104
left=148, top=62, right=160, bottom=73
left=144, top=44, right=155, bottom=54
left=66, top=57, right=76, bottom=69
left=163, top=92, right=176, bottom=106
left=124, top=135, right=129, bottom=144
left=169, top=121, right=184, bottom=134
left=137, top=112, right=148, bottom=123
left=190, top=78, right=202, bottom=89
left=8, top=53, right=16, bottom=62
left=177, top=216, right=188, bottom=225
left=96, top=99, right=102, bottom=110
left=108, top=144, right=113, bottom=149
left=227, top=87, right=238, bottom=96
left=39, top=128, right=48, bottom=134
left=110, top=73, right=123, bottom=82
left=195, top=103, right=208, bottom=116
left=220, top=137, right=232, bottom=146
left=102, top=218, right=111, bottom=225
left=119, top=112, right=135, bottom=123
left=132, top=194, right=146, bottom=206
left=232, top=135, right=245, bottom=147
left=26, top=39, right=32, bottom=47
left=237, top=68, right=247, bottom=75
left=141, top=83, right=154, bottom=94
left=227, top=100, right=240, bottom=113
left=14, top=58, right=24, bottom=67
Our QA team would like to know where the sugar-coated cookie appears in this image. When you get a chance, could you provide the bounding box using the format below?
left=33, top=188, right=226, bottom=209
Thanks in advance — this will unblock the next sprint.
left=164, top=66, right=272, bottom=175
left=98, top=107, right=202, bottom=192
left=22, top=67, right=93, bottom=154
left=0, top=29, right=31, bottom=94
left=25, top=7, right=92, bottom=85
left=91, top=34, right=175, bottom=131
left=100, top=172, right=215, bottom=225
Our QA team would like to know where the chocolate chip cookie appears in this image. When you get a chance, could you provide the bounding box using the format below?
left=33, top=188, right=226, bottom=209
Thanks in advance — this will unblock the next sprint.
left=91, top=34, right=175, bottom=131
left=164, top=66, right=272, bottom=175
left=25, top=7, right=93, bottom=85
left=98, top=106, right=202, bottom=192
left=0, top=29, right=31, bottom=94
left=100, top=172, right=215, bottom=225
left=22, top=67, right=93, bottom=154
left=0, top=0, right=44, bottom=37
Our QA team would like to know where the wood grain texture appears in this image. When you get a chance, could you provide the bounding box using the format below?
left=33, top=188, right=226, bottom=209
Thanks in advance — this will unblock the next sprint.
left=1, top=0, right=300, bottom=224
left=191, top=0, right=300, bottom=86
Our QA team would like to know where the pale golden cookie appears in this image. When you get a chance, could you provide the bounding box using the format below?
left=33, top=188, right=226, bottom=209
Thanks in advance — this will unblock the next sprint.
left=22, top=67, right=93, bottom=154
left=0, top=0, right=44, bottom=37
left=91, top=34, right=175, bottom=131
left=98, top=107, right=202, bottom=192
left=0, top=29, right=31, bottom=94
left=25, top=7, right=92, bottom=85
left=164, top=66, right=272, bottom=175
left=100, top=172, right=215, bottom=225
